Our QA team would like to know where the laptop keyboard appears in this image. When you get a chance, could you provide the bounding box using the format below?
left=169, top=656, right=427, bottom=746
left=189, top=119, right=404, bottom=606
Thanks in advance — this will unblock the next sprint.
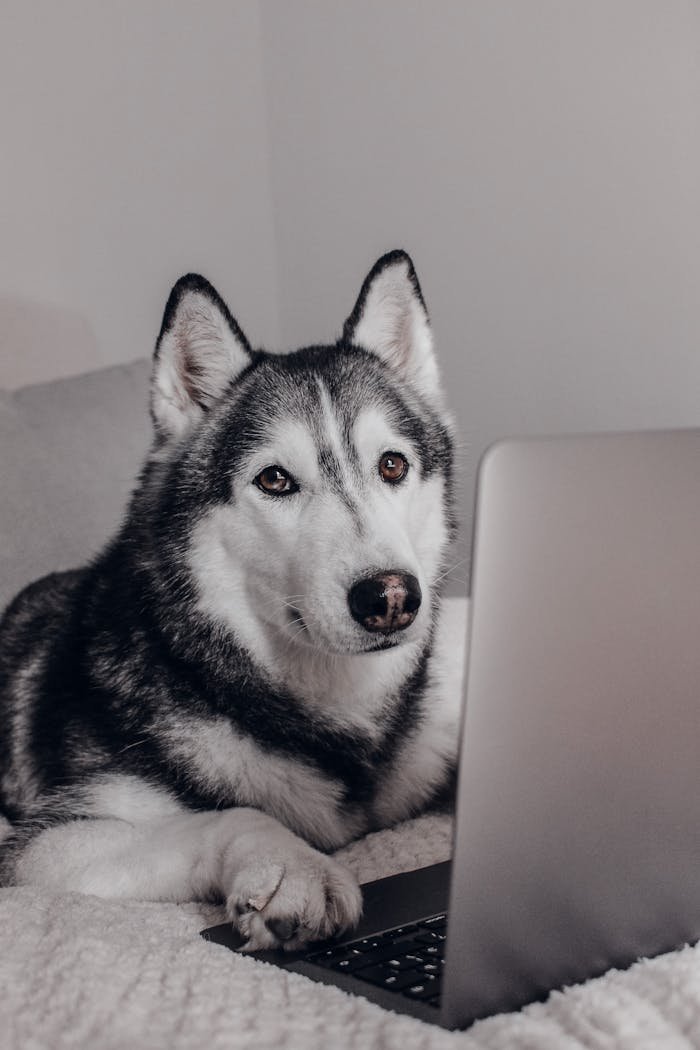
left=304, top=914, right=447, bottom=1008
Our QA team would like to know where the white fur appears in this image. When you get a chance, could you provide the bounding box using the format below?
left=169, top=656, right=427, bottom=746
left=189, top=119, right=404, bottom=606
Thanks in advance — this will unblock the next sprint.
left=349, top=256, right=442, bottom=404
left=13, top=805, right=362, bottom=950
left=373, top=598, right=469, bottom=824
left=10, top=595, right=467, bottom=944
left=186, top=391, right=455, bottom=776
left=157, top=716, right=364, bottom=849
left=80, top=773, right=183, bottom=823
left=273, top=640, right=426, bottom=737
left=152, top=288, right=250, bottom=439
left=2, top=652, right=44, bottom=811
left=315, top=378, right=355, bottom=490
left=352, top=405, right=450, bottom=586
left=0, top=814, right=11, bottom=845
left=189, top=403, right=441, bottom=666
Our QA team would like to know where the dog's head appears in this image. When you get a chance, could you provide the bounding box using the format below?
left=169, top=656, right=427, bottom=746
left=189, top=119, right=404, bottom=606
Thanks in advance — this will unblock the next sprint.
left=146, top=251, right=456, bottom=662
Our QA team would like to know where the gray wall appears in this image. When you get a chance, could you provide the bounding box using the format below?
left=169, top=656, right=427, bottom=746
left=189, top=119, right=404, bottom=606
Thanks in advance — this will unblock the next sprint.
left=261, top=0, right=700, bottom=585
left=3, top=1, right=700, bottom=590
left=0, top=0, right=279, bottom=387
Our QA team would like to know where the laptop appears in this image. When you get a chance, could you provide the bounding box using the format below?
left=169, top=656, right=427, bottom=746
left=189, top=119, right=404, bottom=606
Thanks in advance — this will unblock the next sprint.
left=202, top=429, right=700, bottom=1029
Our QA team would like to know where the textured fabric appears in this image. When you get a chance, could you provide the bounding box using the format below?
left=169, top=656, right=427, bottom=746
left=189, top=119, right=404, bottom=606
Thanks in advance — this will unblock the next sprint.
left=2, top=811, right=700, bottom=1050
left=0, top=359, right=151, bottom=612
left=2, top=365, right=698, bottom=1047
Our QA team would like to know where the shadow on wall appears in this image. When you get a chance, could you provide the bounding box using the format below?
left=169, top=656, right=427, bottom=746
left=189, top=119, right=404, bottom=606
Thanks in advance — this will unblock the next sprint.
left=0, top=294, right=100, bottom=390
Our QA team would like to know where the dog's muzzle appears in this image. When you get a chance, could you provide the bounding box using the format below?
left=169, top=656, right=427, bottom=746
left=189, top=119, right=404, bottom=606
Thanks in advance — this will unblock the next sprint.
left=348, top=572, right=422, bottom=634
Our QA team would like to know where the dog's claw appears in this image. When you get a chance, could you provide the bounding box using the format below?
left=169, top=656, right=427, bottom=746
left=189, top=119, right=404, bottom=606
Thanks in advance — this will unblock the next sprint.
left=226, top=847, right=361, bottom=951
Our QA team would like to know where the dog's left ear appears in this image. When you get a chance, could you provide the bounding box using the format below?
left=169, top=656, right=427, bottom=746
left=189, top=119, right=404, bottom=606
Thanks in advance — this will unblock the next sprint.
left=342, top=250, right=441, bottom=403
left=151, top=274, right=253, bottom=440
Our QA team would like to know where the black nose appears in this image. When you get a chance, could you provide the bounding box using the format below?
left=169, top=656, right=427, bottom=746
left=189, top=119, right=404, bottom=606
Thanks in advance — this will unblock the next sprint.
left=348, top=572, right=422, bottom=634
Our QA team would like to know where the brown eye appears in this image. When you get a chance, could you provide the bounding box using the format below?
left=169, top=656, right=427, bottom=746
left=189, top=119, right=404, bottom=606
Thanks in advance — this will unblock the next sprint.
left=378, top=452, right=408, bottom=484
left=254, top=465, right=298, bottom=496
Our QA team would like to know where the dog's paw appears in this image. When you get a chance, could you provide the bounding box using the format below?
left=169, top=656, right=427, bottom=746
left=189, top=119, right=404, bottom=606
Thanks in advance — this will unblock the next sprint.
left=225, top=845, right=362, bottom=951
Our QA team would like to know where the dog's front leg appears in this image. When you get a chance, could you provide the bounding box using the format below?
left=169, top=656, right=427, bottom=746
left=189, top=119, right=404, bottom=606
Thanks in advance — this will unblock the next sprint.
left=12, top=807, right=362, bottom=949
left=217, top=808, right=363, bottom=950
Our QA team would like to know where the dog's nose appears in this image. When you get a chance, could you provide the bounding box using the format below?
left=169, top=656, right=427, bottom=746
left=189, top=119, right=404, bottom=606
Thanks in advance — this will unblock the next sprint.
left=348, top=572, right=422, bottom=633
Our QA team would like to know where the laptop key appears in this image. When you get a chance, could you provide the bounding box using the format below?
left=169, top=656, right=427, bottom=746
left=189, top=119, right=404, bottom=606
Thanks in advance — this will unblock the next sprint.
left=306, top=946, right=355, bottom=967
left=354, top=965, right=422, bottom=991
left=334, top=953, right=375, bottom=974
left=386, top=956, right=421, bottom=971
left=415, top=931, right=444, bottom=944
left=341, top=943, right=417, bottom=968
left=380, top=924, right=419, bottom=939
left=353, top=938, right=383, bottom=952
left=419, top=915, right=447, bottom=930
left=403, top=976, right=442, bottom=1000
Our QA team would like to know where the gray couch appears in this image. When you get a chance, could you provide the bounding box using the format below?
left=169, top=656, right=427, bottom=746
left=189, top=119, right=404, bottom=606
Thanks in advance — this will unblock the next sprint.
left=1, top=363, right=697, bottom=1049
left=0, top=359, right=151, bottom=613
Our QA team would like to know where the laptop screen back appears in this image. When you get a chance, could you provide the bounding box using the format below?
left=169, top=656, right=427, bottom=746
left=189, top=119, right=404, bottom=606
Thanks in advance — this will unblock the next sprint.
left=444, top=430, right=700, bottom=1028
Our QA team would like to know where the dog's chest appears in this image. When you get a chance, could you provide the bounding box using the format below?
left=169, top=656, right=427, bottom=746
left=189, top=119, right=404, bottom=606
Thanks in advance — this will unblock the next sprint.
left=159, top=713, right=369, bottom=848
left=156, top=604, right=468, bottom=846
left=175, top=702, right=453, bottom=835
left=157, top=706, right=448, bottom=849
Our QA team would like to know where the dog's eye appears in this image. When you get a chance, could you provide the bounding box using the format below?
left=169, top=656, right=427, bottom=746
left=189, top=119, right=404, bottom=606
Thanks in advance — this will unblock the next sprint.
left=254, top=466, right=298, bottom=496
left=378, top=452, right=409, bottom=484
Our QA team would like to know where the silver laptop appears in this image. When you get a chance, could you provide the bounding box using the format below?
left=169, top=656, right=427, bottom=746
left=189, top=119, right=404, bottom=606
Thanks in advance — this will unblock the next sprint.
left=203, top=429, right=700, bottom=1029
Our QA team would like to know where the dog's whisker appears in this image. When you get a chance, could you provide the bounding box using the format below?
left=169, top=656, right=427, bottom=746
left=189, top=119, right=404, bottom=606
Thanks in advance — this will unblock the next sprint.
left=258, top=594, right=308, bottom=611
left=438, top=556, right=470, bottom=574
left=437, top=574, right=469, bottom=587
left=434, top=558, right=470, bottom=585
left=116, top=739, right=148, bottom=755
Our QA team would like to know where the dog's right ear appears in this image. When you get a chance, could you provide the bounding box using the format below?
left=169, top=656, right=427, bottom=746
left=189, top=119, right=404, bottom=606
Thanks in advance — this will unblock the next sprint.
left=151, top=274, right=253, bottom=440
left=342, top=250, right=442, bottom=405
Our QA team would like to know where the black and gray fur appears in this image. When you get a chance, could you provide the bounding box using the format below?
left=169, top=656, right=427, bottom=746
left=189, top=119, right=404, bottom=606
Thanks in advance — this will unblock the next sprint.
left=0, top=250, right=460, bottom=949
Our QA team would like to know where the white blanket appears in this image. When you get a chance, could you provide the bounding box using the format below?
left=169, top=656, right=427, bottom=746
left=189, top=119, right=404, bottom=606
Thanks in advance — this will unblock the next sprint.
left=2, top=811, right=700, bottom=1050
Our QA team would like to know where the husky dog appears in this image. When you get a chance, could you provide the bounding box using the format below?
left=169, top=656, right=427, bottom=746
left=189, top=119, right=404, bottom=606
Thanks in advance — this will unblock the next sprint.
left=0, top=250, right=461, bottom=950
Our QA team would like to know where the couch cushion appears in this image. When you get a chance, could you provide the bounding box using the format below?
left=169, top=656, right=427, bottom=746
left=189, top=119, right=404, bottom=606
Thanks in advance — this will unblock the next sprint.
left=0, top=359, right=151, bottom=613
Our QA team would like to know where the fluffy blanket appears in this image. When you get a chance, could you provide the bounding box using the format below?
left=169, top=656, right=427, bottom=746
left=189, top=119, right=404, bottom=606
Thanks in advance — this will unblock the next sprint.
left=2, top=811, right=700, bottom=1050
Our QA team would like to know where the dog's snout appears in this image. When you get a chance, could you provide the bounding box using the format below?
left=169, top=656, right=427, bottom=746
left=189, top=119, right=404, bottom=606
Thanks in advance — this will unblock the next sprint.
left=348, top=572, right=422, bottom=634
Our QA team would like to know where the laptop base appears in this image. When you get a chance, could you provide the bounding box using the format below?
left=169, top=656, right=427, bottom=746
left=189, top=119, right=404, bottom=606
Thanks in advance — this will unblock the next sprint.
left=201, top=861, right=452, bottom=1027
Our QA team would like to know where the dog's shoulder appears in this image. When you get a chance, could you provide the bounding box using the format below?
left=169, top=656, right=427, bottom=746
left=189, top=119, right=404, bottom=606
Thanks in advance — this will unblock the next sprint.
left=0, top=569, right=87, bottom=670
left=0, top=569, right=90, bottom=816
